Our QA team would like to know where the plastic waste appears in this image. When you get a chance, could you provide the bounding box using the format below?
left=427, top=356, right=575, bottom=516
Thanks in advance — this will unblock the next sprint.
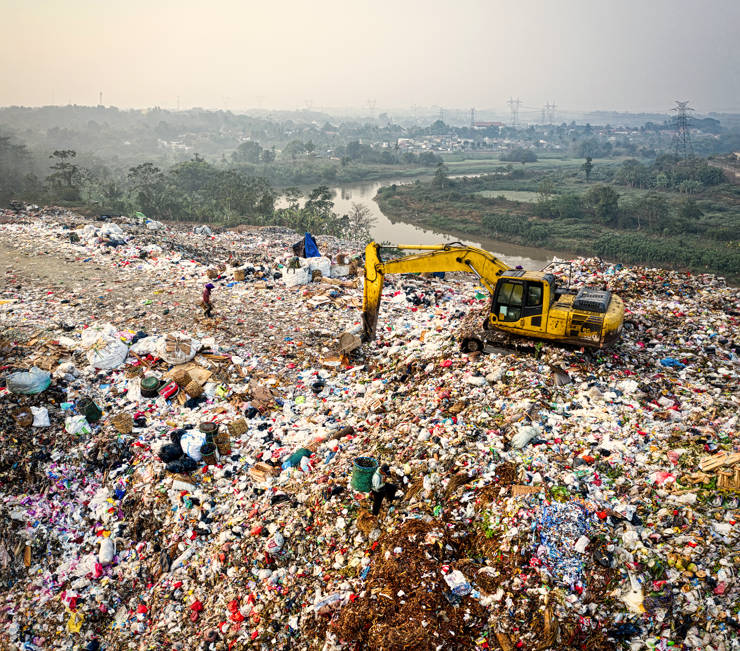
left=65, top=415, right=91, bottom=436
left=6, top=367, right=51, bottom=394
left=31, top=406, right=50, bottom=427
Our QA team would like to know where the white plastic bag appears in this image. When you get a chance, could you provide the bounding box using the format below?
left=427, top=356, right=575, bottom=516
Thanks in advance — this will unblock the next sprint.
left=284, top=267, right=310, bottom=287
left=443, top=570, right=471, bottom=596
left=158, top=333, right=200, bottom=365
left=181, top=430, right=206, bottom=462
left=99, top=538, right=115, bottom=566
left=330, top=264, right=349, bottom=278
left=510, top=424, right=541, bottom=449
left=31, top=407, right=50, bottom=427
left=87, top=338, right=129, bottom=369
left=304, top=256, right=331, bottom=276
left=65, top=415, right=91, bottom=436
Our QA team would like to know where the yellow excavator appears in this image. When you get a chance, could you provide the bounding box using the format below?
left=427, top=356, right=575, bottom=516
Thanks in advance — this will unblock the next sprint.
left=357, top=242, right=624, bottom=351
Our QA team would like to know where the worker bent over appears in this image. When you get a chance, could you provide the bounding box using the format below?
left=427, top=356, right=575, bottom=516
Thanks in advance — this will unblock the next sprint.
left=201, top=283, right=215, bottom=318
left=371, top=464, right=398, bottom=516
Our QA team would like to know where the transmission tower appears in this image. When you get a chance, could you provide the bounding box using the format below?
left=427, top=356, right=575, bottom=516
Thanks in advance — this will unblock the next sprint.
left=541, top=103, right=547, bottom=125
left=672, top=100, right=694, bottom=160
left=470, top=108, right=475, bottom=128
left=367, top=99, right=376, bottom=117
left=507, top=97, right=521, bottom=127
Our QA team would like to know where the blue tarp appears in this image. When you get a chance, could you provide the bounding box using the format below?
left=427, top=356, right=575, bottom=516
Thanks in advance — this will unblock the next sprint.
left=304, top=232, right=320, bottom=258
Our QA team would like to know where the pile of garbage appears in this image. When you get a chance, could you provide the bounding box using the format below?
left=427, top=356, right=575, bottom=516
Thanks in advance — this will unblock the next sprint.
left=0, top=208, right=738, bottom=650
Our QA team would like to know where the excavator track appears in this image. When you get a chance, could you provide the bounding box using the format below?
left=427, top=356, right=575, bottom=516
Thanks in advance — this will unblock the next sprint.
left=456, top=308, right=539, bottom=355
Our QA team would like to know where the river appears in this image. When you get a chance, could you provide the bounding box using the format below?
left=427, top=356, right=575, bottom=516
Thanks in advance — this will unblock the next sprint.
left=327, top=178, right=558, bottom=269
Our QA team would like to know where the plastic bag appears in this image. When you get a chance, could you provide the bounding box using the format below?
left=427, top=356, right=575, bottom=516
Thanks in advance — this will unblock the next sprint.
left=510, top=424, right=541, bottom=449
left=31, top=406, right=50, bottom=427
left=65, top=415, right=91, bottom=435
left=158, top=333, right=200, bottom=365
left=283, top=267, right=310, bottom=287
left=443, top=570, right=471, bottom=596
left=87, top=338, right=129, bottom=369
left=6, top=367, right=51, bottom=394
left=181, top=430, right=206, bottom=461
left=330, top=264, right=350, bottom=278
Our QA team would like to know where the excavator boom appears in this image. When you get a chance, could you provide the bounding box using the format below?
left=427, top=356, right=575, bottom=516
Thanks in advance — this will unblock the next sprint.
left=362, top=242, right=511, bottom=340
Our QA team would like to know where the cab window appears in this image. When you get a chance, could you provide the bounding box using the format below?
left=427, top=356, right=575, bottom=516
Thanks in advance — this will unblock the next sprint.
left=526, top=283, right=543, bottom=307
left=496, top=281, right=524, bottom=322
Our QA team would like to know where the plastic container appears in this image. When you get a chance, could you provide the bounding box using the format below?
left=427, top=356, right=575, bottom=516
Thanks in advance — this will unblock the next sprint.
left=77, top=397, right=102, bottom=423
left=140, top=376, right=160, bottom=398
left=351, top=457, right=378, bottom=492
left=200, top=421, right=218, bottom=444
left=159, top=381, right=179, bottom=400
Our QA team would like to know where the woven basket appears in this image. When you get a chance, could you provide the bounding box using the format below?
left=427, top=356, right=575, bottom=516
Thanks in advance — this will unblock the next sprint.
left=171, top=369, right=192, bottom=387
left=184, top=381, right=203, bottom=398
left=216, top=431, right=232, bottom=456
left=206, top=268, right=218, bottom=279
left=234, top=269, right=246, bottom=281
left=112, top=412, right=133, bottom=434
left=228, top=418, right=248, bottom=437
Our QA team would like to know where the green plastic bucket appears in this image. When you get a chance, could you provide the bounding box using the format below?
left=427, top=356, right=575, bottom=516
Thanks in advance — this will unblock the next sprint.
left=77, top=397, right=102, bottom=423
left=140, top=376, right=160, bottom=398
left=351, top=457, right=378, bottom=492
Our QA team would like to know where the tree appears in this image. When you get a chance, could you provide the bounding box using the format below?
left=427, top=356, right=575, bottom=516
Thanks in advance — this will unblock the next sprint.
left=632, top=193, right=669, bottom=231
left=615, top=159, right=651, bottom=188
left=347, top=202, right=375, bottom=241
left=432, top=162, right=450, bottom=189
left=47, top=150, right=81, bottom=200
left=585, top=185, right=619, bottom=224
left=304, top=140, right=316, bottom=155
left=305, top=186, right=333, bottom=215
left=582, top=156, right=593, bottom=182
left=281, top=140, right=306, bottom=161
left=500, top=147, right=537, bottom=163
left=260, top=147, right=276, bottom=163
left=128, top=162, right=167, bottom=217
left=232, top=140, right=263, bottom=163
left=678, top=198, right=703, bottom=221
left=537, top=178, right=555, bottom=202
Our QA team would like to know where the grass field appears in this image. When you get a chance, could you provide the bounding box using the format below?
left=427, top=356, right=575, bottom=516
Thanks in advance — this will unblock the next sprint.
left=475, top=190, right=541, bottom=202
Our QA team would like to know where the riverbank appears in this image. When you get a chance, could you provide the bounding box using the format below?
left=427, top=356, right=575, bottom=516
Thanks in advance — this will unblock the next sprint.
left=376, top=181, right=740, bottom=283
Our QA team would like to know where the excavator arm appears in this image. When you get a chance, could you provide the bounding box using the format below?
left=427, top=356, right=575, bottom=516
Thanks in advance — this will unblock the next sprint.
left=362, top=242, right=511, bottom=340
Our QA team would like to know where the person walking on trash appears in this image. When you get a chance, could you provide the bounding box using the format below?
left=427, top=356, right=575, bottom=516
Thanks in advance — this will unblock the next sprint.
left=201, top=283, right=215, bottom=318
left=371, top=464, right=398, bottom=516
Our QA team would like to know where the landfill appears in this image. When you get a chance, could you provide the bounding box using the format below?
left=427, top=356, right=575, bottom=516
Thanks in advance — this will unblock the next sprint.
left=0, top=206, right=738, bottom=651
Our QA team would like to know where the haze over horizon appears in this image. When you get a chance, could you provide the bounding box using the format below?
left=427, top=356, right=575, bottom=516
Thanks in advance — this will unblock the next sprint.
left=1, top=0, right=738, bottom=115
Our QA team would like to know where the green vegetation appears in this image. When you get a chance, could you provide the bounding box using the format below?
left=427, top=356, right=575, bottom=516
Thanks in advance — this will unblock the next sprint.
left=376, top=158, right=740, bottom=279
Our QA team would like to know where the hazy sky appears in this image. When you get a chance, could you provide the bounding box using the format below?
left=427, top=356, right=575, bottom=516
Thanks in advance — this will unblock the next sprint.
left=1, top=0, right=738, bottom=114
